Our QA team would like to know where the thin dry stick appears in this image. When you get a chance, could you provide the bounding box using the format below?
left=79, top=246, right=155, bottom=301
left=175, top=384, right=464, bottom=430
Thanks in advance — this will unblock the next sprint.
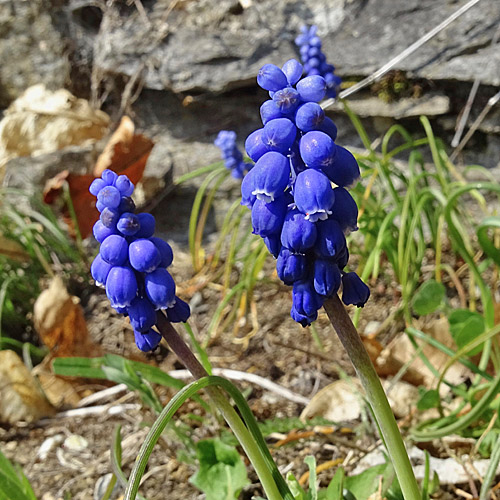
left=321, top=0, right=483, bottom=109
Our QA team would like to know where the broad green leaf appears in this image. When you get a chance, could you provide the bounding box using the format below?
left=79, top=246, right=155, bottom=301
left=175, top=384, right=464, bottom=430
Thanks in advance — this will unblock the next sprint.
left=324, top=467, right=344, bottom=500
left=190, top=439, right=249, bottom=500
left=448, top=309, right=485, bottom=355
left=411, top=280, right=445, bottom=316
left=417, top=389, right=440, bottom=410
left=344, top=463, right=393, bottom=499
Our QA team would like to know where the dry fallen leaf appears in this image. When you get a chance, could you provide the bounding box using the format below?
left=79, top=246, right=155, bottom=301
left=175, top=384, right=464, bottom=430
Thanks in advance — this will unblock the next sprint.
left=0, top=84, right=110, bottom=182
left=43, top=116, right=153, bottom=238
left=0, top=350, right=55, bottom=424
left=32, top=364, right=81, bottom=409
left=33, top=276, right=101, bottom=358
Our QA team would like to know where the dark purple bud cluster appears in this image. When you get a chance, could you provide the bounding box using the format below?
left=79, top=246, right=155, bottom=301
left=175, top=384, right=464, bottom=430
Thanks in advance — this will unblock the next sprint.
left=214, top=130, right=253, bottom=179
left=242, top=59, right=369, bottom=326
left=295, top=25, right=342, bottom=99
left=89, top=170, right=190, bottom=352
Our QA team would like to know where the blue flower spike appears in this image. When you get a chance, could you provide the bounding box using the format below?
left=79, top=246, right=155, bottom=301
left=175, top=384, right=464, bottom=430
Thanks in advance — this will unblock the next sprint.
left=214, top=130, right=252, bottom=179
left=241, top=57, right=368, bottom=326
left=89, top=170, right=190, bottom=351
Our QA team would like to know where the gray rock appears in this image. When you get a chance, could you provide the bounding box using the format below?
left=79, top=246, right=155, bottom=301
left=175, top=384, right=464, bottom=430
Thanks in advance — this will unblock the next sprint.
left=0, top=0, right=70, bottom=106
left=92, top=0, right=500, bottom=93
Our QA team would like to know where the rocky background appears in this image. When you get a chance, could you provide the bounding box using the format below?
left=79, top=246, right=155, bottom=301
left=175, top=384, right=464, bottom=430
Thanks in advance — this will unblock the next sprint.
left=1, top=0, right=499, bottom=201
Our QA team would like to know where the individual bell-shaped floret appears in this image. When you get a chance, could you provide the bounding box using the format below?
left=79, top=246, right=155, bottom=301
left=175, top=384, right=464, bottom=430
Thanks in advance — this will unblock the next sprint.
left=166, top=297, right=191, bottom=323
left=296, top=75, right=326, bottom=102
left=260, top=100, right=283, bottom=125
left=150, top=237, right=174, bottom=268
left=263, top=235, right=281, bottom=258
left=294, top=169, right=335, bottom=222
left=262, top=118, right=297, bottom=154
left=93, top=220, right=117, bottom=243
left=314, top=218, right=346, bottom=259
left=100, top=207, right=120, bottom=229
left=128, top=297, right=157, bottom=333
left=241, top=170, right=257, bottom=208
left=341, top=272, right=370, bottom=307
left=100, top=234, right=129, bottom=266
left=251, top=151, right=290, bottom=203
left=276, top=248, right=308, bottom=285
left=321, top=146, right=360, bottom=188
left=331, top=187, right=359, bottom=233
left=251, top=197, right=288, bottom=237
left=134, top=328, right=162, bottom=352
left=295, top=102, right=325, bottom=132
left=134, top=213, right=156, bottom=238
left=336, top=245, right=349, bottom=270
left=272, top=87, right=301, bottom=114
left=318, top=117, right=338, bottom=141
left=105, top=266, right=138, bottom=308
left=97, top=185, right=121, bottom=209
left=117, top=212, right=140, bottom=236
left=89, top=178, right=107, bottom=196
left=292, top=280, right=324, bottom=318
left=129, top=239, right=161, bottom=273
left=313, top=260, right=341, bottom=296
left=245, top=128, right=268, bottom=162
left=299, top=131, right=337, bottom=170
left=118, top=196, right=136, bottom=214
left=280, top=209, right=317, bottom=252
left=257, top=64, right=288, bottom=91
left=115, top=175, right=135, bottom=196
left=291, top=304, right=318, bottom=327
left=101, top=169, right=118, bottom=186
left=90, top=253, right=113, bottom=287
left=282, top=59, right=303, bottom=86
left=145, top=268, right=176, bottom=309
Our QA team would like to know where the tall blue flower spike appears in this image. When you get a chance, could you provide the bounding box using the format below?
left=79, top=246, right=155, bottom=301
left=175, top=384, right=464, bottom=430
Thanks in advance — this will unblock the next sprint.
left=90, top=170, right=190, bottom=352
left=295, top=25, right=342, bottom=99
left=214, top=130, right=253, bottom=179
left=241, top=58, right=369, bottom=326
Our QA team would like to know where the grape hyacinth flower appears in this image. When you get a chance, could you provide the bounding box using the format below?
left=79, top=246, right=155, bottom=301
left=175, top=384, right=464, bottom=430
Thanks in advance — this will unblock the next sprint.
left=214, top=130, right=253, bottom=179
left=242, top=59, right=368, bottom=326
left=89, top=170, right=190, bottom=351
left=295, top=25, right=342, bottom=99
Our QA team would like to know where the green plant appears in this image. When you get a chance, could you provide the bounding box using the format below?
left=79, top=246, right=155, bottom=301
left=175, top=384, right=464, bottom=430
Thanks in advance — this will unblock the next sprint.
left=0, top=448, right=37, bottom=500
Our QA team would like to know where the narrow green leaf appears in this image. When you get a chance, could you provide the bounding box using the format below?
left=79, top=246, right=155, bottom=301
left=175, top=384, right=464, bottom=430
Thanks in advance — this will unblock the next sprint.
left=325, top=467, right=344, bottom=500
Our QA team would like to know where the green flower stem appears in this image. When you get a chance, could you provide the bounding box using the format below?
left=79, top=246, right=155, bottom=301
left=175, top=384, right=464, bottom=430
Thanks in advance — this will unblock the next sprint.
left=155, top=312, right=284, bottom=500
left=323, top=296, right=420, bottom=500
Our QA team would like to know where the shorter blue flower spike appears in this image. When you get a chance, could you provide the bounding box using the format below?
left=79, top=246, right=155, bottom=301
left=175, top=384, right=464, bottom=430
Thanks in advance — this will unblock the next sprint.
left=277, top=248, right=307, bottom=285
left=262, top=118, right=297, bottom=154
left=166, top=297, right=191, bottom=323
left=129, top=239, right=161, bottom=273
left=257, top=64, right=289, bottom=91
left=331, top=187, right=359, bottom=233
left=313, top=260, right=341, bottom=296
left=90, top=169, right=190, bottom=351
left=106, top=266, right=138, bottom=308
left=145, top=268, right=176, bottom=310
left=282, top=59, right=304, bottom=86
left=342, top=272, right=370, bottom=307
left=280, top=209, right=317, bottom=252
left=251, top=151, right=290, bottom=203
left=251, top=197, right=288, bottom=237
left=245, top=128, right=268, bottom=162
left=134, top=328, right=162, bottom=352
left=294, top=169, right=335, bottom=222
left=100, top=234, right=129, bottom=266
left=128, top=297, right=157, bottom=333
left=214, top=130, right=250, bottom=179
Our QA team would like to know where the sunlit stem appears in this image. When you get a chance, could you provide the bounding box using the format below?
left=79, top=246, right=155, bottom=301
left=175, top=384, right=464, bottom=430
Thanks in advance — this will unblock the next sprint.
left=323, top=295, right=420, bottom=500
left=155, top=312, right=284, bottom=500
